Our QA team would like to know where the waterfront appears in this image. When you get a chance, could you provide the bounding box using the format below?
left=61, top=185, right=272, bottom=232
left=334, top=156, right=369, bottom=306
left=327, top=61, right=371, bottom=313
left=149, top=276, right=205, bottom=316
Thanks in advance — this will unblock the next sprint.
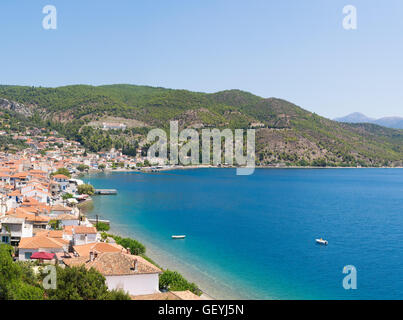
left=84, top=168, right=403, bottom=299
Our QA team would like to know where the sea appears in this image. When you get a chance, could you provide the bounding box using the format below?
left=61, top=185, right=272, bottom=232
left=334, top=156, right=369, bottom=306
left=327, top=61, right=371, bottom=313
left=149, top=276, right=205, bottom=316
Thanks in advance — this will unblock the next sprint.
left=83, top=168, right=403, bottom=299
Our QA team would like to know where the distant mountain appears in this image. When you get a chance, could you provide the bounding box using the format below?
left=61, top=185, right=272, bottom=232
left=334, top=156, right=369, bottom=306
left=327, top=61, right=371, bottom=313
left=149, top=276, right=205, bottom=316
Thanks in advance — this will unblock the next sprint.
left=0, top=84, right=402, bottom=167
left=373, top=117, right=403, bottom=129
left=335, top=113, right=403, bottom=129
left=334, top=112, right=375, bottom=123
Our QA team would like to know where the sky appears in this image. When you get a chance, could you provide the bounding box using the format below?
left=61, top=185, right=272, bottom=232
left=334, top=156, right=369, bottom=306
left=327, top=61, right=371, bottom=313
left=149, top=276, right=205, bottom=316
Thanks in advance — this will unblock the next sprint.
left=0, top=0, right=403, bottom=119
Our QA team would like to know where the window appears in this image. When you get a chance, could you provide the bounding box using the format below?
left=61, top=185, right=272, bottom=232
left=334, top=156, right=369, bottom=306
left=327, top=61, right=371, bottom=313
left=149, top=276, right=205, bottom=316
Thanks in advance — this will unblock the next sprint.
left=1, top=236, right=9, bottom=243
left=25, top=252, right=32, bottom=260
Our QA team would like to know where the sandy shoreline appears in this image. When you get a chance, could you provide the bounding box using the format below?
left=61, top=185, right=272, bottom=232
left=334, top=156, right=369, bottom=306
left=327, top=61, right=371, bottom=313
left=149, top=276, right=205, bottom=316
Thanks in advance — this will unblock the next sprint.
left=101, top=223, right=241, bottom=300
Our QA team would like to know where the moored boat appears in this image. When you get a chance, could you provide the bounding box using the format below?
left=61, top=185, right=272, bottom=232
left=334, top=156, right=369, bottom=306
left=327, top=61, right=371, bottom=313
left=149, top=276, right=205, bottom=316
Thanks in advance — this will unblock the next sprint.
left=315, top=238, right=328, bottom=245
left=171, top=235, right=186, bottom=239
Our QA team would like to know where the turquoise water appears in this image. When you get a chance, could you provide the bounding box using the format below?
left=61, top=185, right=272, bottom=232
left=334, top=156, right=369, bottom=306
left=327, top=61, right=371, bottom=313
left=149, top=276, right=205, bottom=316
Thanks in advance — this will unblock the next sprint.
left=84, top=168, right=403, bottom=299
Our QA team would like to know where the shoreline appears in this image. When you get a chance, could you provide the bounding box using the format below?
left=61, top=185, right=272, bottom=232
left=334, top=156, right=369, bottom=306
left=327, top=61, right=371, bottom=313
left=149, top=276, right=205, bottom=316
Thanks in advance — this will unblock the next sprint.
left=91, top=165, right=403, bottom=174
left=80, top=193, right=224, bottom=300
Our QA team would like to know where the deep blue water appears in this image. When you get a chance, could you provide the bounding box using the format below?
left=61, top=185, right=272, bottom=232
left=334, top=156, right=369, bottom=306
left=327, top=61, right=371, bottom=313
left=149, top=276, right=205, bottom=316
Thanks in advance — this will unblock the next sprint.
left=84, top=168, right=403, bottom=299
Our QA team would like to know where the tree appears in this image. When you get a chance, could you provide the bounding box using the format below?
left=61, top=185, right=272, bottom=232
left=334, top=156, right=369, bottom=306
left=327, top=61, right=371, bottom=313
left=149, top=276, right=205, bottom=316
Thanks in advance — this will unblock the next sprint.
left=95, top=222, right=110, bottom=232
left=62, top=193, right=73, bottom=200
left=51, top=168, right=71, bottom=178
left=77, top=184, right=95, bottom=196
left=98, top=164, right=106, bottom=171
left=108, top=235, right=145, bottom=255
left=44, top=265, right=129, bottom=300
left=0, top=244, right=45, bottom=300
left=77, top=164, right=89, bottom=172
left=49, top=219, right=61, bottom=230
left=159, top=270, right=200, bottom=295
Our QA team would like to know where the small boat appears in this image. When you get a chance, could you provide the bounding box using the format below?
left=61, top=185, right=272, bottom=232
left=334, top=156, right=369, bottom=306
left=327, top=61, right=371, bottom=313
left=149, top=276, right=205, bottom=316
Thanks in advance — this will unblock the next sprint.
left=171, top=235, right=186, bottom=239
left=316, top=238, right=328, bottom=245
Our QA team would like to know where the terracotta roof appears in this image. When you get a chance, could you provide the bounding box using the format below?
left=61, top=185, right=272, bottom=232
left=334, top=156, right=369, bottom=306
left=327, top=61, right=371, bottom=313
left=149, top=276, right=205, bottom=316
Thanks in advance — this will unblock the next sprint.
left=7, top=190, right=21, bottom=196
left=19, top=235, right=69, bottom=249
left=56, top=213, right=78, bottom=221
left=8, top=209, right=51, bottom=223
left=21, top=197, right=40, bottom=205
left=63, top=252, right=162, bottom=275
left=51, top=204, right=72, bottom=212
left=131, top=290, right=201, bottom=300
left=73, top=242, right=123, bottom=257
left=170, top=290, right=202, bottom=300
left=63, top=225, right=74, bottom=235
left=73, top=226, right=97, bottom=234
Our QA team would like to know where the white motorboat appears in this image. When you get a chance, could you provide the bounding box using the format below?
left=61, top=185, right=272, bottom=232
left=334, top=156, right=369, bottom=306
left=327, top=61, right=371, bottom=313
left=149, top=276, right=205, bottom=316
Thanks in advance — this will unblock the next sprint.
left=315, top=238, right=328, bottom=245
left=171, top=235, right=186, bottom=239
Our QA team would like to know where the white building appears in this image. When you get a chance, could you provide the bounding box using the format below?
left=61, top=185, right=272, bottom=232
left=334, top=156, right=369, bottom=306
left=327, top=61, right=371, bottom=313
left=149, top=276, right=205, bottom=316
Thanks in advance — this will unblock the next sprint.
left=18, top=235, right=69, bottom=261
left=0, top=216, right=33, bottom=246
left=63, top=252, right=162, bottom=296
left=72, top=226, right=97, bottom=245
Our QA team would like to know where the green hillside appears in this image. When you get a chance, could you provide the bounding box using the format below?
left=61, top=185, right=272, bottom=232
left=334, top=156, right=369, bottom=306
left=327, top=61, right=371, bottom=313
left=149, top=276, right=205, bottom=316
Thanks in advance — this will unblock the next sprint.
left=0, top=84, right=402, bottom=167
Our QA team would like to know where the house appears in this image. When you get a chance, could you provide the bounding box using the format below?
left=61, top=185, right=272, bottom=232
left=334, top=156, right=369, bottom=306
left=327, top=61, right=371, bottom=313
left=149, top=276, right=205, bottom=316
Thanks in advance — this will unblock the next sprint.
left=7, top=208, right=51, bottom=229
left=18, top=234, right=69, bottom=261
left=52, top=174, right=69, bottom=191
left=21, top=186, right=49, bottom=203
left=0, top=216, right=33, bottom=246
left=10, top=172, right=30, bottom=187
left=58, top=213, right=79, bottom=227
left=50, top=204, right=73, bottom=217
left=63, top=252, right=162, bottom=296
left=72, top=226, right=97, bottom=245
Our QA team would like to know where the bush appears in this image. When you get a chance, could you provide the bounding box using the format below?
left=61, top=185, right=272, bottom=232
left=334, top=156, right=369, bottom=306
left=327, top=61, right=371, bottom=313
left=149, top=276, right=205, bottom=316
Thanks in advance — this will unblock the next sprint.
left=62, top=193, right=73, bottom=200
left=77, top=184, right=95, bottom=195
left=51, top=168, right=71, bottom=178
left=43, top=265, right=130, bottom=300
left=95, top=222, right=110, bottom=232
left=108, top=234, right=145, bottom=255
left=0, top=244, right=45, bottom=300
left=49, top=219, right=61, bottom=230
left=77, top=164, right=90, bottom=172
left=159, top=270, right=200, bottom=295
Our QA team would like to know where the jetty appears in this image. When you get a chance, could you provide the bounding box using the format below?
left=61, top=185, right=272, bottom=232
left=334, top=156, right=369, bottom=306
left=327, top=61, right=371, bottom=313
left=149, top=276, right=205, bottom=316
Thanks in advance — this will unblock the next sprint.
left=94, top=189, right=117, bottom=195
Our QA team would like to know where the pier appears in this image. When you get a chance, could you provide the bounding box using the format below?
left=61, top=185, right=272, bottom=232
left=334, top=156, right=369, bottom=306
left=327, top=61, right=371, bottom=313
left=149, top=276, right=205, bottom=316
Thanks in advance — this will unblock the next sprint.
left=94, top=189, right=117, bottom=195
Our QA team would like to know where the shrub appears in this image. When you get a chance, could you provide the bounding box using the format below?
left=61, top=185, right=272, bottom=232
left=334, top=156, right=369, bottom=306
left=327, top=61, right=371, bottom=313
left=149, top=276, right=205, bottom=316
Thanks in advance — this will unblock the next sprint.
left=95, top=222, right=110, bottom=232
left=108, top=234, right=145, bottom=255
left=51, top=168, right=71, bottom=178
left=159, top=270, right=200, bottom=295
left=77, top=184, right=95, bottom=195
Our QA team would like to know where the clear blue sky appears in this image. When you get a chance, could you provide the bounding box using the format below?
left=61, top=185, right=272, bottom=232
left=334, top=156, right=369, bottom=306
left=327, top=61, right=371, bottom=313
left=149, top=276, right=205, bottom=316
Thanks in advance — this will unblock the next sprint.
left=1, top=0, right=402, bottom=119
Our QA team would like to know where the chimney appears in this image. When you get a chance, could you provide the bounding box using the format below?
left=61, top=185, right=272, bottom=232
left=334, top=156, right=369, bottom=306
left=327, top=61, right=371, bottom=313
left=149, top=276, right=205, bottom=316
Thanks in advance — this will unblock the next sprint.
left=94, top=251, right=98, bottom=259
left=126, top=247, right=130, bottom=254
left=89, top=251, right=94, bottom=261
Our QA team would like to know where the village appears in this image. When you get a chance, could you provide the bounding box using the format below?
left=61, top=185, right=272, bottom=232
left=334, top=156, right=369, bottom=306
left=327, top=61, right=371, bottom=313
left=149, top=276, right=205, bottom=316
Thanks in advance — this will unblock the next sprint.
left=0, top=128, right=202, bottom=300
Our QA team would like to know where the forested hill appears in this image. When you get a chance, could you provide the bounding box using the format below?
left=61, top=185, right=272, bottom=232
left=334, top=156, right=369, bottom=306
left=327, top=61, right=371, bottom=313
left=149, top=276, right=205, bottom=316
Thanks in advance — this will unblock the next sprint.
left=0, top=84, right=402, bottom=167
